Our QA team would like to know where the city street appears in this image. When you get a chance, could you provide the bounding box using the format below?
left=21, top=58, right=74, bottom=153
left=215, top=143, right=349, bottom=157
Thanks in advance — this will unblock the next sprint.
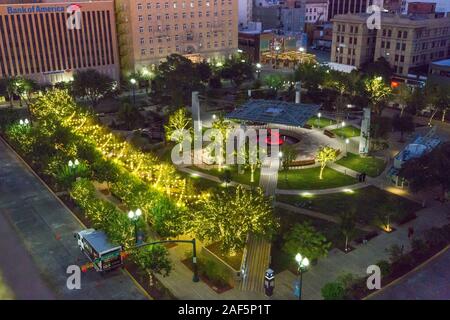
left=0, top=138, right=146, bottom=300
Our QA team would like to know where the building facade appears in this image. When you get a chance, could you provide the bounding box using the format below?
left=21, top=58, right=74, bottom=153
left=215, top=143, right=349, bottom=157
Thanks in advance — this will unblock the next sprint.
left=253, top=0, right=306, bottom=34
left=327, top=0, right=374, bottom=20
left=401, top=0, right=450, bottom=15
left=116, top=0, right=238, bottom=74
left=331, top=14, right=377, bottom=67
left=331, top=13, right=450, bottom=77
left=305, top=0, right=328, bottom=23
left=0, top=0, right=119, bottom=84
left=238, top=0, right=252, bottom=29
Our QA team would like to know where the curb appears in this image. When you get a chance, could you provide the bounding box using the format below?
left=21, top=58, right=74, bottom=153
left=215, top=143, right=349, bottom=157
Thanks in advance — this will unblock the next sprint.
left=0, top=136, right=153, bottom=301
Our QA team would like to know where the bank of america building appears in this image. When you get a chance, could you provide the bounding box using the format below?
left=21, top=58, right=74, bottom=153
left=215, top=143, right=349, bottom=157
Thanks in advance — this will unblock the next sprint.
left=0, top=0, right=119, bottom=84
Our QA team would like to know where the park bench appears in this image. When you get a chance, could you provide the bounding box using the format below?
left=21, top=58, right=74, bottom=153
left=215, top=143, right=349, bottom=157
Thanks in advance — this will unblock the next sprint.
left=323, top=129, right=336, bottom=138
left=303, top=124, right=312, bottom=129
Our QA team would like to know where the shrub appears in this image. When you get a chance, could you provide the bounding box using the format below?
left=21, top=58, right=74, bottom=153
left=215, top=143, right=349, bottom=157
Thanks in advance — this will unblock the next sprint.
left=376, top=260, right=391, bottom=277
left=321, top=282, right=345, bottom=300
left=283, top=222, right=331, bottom=263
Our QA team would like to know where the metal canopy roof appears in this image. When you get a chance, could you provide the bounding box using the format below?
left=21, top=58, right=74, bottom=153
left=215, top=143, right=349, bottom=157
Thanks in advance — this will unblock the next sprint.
left=225, top=99, right=320, bottom=127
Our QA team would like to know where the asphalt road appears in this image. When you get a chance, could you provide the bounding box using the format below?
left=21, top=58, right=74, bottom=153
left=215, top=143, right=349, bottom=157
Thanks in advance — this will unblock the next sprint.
left=0, top=138, right=146, bottom=300
left=370, top=247, right=450, bottom=300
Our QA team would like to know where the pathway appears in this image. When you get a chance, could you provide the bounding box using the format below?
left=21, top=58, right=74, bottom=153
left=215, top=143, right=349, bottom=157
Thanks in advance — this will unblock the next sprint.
left=272, top=201, right=450, bottom=300
left=240, top=156, right=278, bottom=293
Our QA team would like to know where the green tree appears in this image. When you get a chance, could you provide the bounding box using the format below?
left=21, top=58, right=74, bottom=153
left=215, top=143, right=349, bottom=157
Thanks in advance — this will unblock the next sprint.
left=118, top=102, right=141, bottom=130
left=283, top=222, right=331, bottom=263
left=364, top=76, right=392, bottom=115
left=316, top=146, right=338, bottom=180
left=132, top=244, right=172, bottom=277
left=399, top=142, right=450, bottom=201
left=294, top=62, right=327, bottom=91
left=196, top=60, right=213, bottom=83
left=0, top=77, right=18, bottom=107
left=164, top=107, right=192, bottom=150
left=360, top=57, right=394, bottom=81
left=72, top=69, right=115, bottom=108
left=221, top=59, right=254, bottom=88
left=152, top=54, right=203, bottom=106
left=192, top=186, right=278, bottom=254
left=426, top=81, right=450, bottom=124
left=394, top=83, right=413, bottom=116
left=263, top=74, right=285, bottom=95
left=92, top=158, right=121, bottom=191
left=392, top=113, right=415, bottom=142
left=280, top=144, right=296, bottom=182
left=211, top=114, right=233, bottom=170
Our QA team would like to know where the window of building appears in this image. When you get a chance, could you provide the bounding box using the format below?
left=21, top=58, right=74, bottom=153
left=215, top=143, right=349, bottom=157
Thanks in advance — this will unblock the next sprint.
left=138, top=3, right=143, bottom=10
left=139, top=26, right=144, bottom=33
left=141, top=48, right=146, bottom=55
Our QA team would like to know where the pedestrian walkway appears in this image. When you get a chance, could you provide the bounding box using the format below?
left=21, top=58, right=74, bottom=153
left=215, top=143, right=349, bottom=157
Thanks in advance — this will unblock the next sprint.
left=240, top=156, right=278, bottom=293
left=272, top=201, right=450, bottom=300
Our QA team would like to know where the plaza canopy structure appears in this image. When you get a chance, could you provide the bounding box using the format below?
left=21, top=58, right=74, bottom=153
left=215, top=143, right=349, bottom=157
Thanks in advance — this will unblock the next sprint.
left=225, top=100, right=320, bottom=127
left=260, top=51, right=316, bottom=68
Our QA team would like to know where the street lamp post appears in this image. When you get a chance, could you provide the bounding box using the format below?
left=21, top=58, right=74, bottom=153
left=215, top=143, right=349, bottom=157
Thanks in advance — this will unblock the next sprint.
left=317, top=112, right=321, bottom=128
left=275, top=46, right=280, bottom=68
left=68, top=159, right=79, bottom=173
left=345, top=138, right=350, bottom=155
left=128, top=208, right=142, bottom=244
left=295, top=253, right=310, bottom=300
left=256, top=63, right=262, bottom=79
left=341, top=121, right=346, bottom=139
left=130, top=78, right=137, bottom=106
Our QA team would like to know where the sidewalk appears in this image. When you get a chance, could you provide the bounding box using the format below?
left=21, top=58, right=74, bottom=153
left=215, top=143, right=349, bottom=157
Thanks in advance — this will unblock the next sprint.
left=272, top=201, right=450, bottom=300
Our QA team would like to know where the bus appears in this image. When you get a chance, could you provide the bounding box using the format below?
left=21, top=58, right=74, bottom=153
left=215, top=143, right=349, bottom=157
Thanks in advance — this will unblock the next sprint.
left=74, top=229, right=124, bottom=272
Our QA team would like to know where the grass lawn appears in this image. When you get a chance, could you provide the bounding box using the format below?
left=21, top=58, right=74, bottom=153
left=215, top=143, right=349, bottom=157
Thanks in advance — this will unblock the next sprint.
left=307, top=116, right=335, bottom=128
left=277, top=167, right=357, bottom=190
left=277, top=186, right=421, bottom=227
left=331, top=125, right=361, bottom=138
left=177, top=170, right=223, bottom=191
left=271, top=207, right=367, bottom=273
left=336, top=153, right=386, bottom=177
left=190, top=165, right=260, bottom=186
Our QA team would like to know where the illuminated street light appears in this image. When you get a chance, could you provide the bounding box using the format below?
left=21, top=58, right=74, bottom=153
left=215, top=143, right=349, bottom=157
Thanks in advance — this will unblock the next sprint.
left=130, top=78, right=137, bottom=106
left=128, top=208, right=143, bottom=244
left=298, top=47, right=305, bottom=53
left=345, top=138, right=350, bottom=154
left=294, top=253, right=310, bottom=300
left=19, top=118, right=30, bottom=126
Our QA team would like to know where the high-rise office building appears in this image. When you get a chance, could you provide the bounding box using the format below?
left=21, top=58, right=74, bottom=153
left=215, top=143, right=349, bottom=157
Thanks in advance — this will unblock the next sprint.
left=0, top=0, right=119, bottom=84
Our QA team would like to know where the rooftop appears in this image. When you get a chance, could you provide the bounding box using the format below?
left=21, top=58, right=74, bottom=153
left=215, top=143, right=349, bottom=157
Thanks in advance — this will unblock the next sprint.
left=225, top=100, right=320, bottom=127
